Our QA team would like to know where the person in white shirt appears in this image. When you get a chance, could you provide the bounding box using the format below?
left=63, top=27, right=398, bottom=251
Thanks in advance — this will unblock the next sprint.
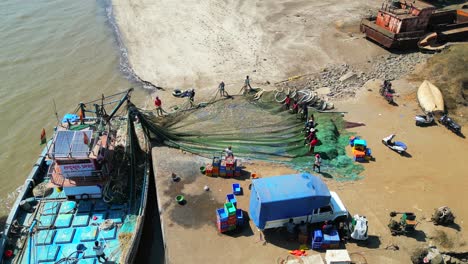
left=93, top=241, right=108, bottom=263
left=224, top=146, right=234, bottom=158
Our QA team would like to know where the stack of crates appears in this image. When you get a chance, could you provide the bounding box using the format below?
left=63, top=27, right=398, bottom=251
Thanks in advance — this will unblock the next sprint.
left=212, top=157, right=221, bottom=176
left=219, top=160, right=227, bottom=177
left=216, top=197, right=245, bottom=233
left=234, top=159, right=241, bottom=177
left=226, top=194, right=237, bottom=208
left=311, top=230, right=323, bottom=250
left=216, top=208, right=229, bottom=233
left=236, top=209, right=244, bottom=226
left=225, top=157, right=235, bottom=177
left=225, top=202, right=237, bottom=232
left=322, top=229, right=340, bottom=249
left=205, top=164, right=213, bottom=177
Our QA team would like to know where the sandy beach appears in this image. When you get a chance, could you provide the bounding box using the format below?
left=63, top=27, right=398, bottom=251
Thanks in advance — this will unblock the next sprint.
left=151, top=82, right=468, bottom=263
left=111, top=0, right=468, bottom=262
left=112, top=0, right=386, bottom=90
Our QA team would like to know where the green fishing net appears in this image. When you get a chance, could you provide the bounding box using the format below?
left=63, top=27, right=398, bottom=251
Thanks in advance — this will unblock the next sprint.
left=137, top=91, right=363, bottom=181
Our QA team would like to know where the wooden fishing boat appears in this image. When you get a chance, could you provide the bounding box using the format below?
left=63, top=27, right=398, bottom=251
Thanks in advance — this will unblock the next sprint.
left=0, top=89, right=150, bottom=263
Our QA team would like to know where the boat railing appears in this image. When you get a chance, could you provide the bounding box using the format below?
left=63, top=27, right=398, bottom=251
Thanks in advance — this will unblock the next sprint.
left=47, top=164, right=107, bottom=186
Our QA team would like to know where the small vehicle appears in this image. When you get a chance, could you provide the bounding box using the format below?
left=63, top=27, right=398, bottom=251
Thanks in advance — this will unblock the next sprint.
left=388, top=211, right=417, bottom=236
left=379, top=80, right=395, bottom=104
left=439, top=114, right=461, bottom=135
left=382, top=134, right=407, bottom=154
left=349, top=136, right=372, bottom=161
left=415, top=113, right=435, bottom=126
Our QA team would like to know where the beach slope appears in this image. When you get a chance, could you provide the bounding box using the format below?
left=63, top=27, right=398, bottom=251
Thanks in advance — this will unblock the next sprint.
left=112, top=0, right=385, bottom=89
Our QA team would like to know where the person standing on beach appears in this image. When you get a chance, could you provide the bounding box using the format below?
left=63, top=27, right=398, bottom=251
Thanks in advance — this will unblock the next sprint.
left=309, top=137, right=318, bottom=153
left=188, top=89, right=195, bottom=107
left=301, top=103, right=308, bottom=120
left=313, top=153, right=321, bottom=173
left=241, top=75, right=252, bottom=94
left=154, top=96, right=163, bottom=117
left=218, top=81, right=228, bottom=97
left=291, top=100, right=299, bottom=114
left=284, top=94, right=291, bottom=110
left=224, top=146, right=234, bottom=158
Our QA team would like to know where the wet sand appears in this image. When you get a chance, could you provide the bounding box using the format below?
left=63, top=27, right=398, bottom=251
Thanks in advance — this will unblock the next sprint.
left=151, top=79, right=467, bottom=263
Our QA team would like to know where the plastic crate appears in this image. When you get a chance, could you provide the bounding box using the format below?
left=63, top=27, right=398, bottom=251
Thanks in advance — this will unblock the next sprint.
left=226, top=194, right=237, bottom=208
left=236, top=209, right=244, bottom=226
left=232, top=183, right=241, bottom=195
left=224, top=202, right=236, bottom=216
left=226, top=171, right=233, bottom=177
left=227, top=218, right=237, bottom=225
left=217, top=220, right=229, bottom=229
left=234, top=171, right=241, bottom=177
left=216, top=208, right=228, bottom=222
left=217, top=223, right=229, bottom=233
left=313, top=230, right=323, bottom=242
left=213, top=157, right=221, bottom=166
left=226, top=158, right=235, bottom=168
left=312, top=241, right=322, bottom=250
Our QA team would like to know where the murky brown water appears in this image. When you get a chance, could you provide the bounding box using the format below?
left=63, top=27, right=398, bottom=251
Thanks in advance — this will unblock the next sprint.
left=0, top=0, right=149, bottom=216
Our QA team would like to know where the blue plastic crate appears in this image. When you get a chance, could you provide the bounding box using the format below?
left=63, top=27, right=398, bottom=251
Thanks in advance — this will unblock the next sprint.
left=226, top=194, right=237, bottom=208
left=232, top=183, right=242, bottom=195
left=217, top=221, right=229, bottom=229
left=236, top=209, right=244, bottom=226
left=323, top=229, right=340, bottom=244
left=311, top=241, right=322, bottom=250
left=313, top=229, right=323, bottom=242
left=216, top=208, right=228, bottom=222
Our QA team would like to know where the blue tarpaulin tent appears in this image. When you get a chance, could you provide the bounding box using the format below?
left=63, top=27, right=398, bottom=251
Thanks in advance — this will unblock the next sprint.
left=249, top=173, right=331, bottom=229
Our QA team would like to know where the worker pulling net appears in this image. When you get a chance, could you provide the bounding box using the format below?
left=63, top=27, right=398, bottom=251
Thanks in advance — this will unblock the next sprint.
left=136, top=91, right=363, bottom=181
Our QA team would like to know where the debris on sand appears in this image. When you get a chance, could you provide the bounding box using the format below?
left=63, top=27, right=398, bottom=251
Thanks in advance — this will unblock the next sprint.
left=278, top=53, right=432, bottom=100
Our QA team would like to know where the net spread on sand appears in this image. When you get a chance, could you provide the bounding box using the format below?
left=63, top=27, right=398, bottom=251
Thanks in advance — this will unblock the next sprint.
left=137, top=91, right=363, bottom=181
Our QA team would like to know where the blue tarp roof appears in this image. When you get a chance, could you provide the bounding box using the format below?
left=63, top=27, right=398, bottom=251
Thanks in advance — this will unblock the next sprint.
left=252, top=173, right=330, bottom=203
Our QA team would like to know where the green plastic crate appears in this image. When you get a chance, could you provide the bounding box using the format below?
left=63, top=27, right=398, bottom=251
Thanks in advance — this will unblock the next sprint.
left=224, top=202, right=236, bottom=216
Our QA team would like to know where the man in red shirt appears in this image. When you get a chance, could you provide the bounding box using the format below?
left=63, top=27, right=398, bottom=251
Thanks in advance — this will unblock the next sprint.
left=284, top=95, right=291, bottom=110
left=309, top=137, right=318, bottom=154
left=154, top=96, right=163, bottom=116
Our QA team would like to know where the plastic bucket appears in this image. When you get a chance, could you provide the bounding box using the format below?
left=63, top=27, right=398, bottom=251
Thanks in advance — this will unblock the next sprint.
left=175, top=195, right=185, bottom=204
left=200, top=166, right=206, bottom=174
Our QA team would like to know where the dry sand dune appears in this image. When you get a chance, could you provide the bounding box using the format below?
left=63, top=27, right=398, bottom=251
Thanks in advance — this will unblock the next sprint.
left=113, top=0, right=386, bottom=90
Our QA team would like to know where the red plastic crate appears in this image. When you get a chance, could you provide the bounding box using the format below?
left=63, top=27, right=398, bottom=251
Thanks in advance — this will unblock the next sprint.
left=227, top=218, right=237, bottom=225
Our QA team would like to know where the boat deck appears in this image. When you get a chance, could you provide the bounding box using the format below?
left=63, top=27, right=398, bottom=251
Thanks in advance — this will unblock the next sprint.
left=15, top=188, right=128, bottom=264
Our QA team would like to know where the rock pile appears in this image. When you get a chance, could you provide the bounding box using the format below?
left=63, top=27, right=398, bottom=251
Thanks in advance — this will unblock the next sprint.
left=279, top=52, right=432, bottom=100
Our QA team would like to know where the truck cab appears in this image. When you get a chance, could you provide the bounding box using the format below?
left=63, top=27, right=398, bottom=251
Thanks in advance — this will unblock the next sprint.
left=309, top=191, right=348, bottom=224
